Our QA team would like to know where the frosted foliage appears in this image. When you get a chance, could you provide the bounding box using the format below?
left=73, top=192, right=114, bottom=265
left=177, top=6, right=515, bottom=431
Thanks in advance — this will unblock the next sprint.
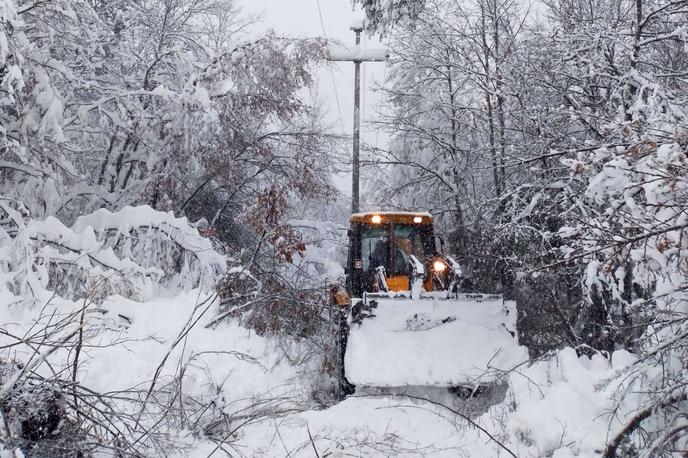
left=554, top=134, right=688, bottom=456
left=576, top=141, right=687, bottom=311
left=0, top=202, right=226, bottom=304
left=0, top=2, right=15, bottom=65
left=73, top=206, right=227, bottom=291
left=0, top=0, right=331, bottom=222
left=353, top=0, right=426, bottom=33
left=21, top=67, right=66, bottom=144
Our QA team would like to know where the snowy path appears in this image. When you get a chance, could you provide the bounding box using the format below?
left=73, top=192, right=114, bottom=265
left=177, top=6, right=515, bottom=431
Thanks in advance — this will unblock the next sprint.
left=217, top=395, right=505, bottom=457
left=188, top=347, right=639, bottom=458
left=0, top=281, right=639, bottom=457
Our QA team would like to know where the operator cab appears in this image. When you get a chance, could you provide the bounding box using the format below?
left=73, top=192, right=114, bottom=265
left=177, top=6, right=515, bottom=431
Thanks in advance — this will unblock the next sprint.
left=346, top=212, right=449, bottom=297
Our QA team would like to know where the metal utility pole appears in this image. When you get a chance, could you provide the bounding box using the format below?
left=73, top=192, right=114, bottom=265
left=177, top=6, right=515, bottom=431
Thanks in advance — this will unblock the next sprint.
left=352, top=27, right=362, bottom=215
left=328, top=25, right=388, bottom=213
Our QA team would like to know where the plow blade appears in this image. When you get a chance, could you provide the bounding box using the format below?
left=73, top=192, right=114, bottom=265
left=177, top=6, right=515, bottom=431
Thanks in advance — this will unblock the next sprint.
left=344, top=294, right=528, bottom=388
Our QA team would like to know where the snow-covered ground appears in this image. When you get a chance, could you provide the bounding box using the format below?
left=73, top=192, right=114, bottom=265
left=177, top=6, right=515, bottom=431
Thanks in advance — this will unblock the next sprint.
left=0, top=205, right=645, bottom=457
left=0, top=288, right=642, bottom=458
left=202, top=347, right=637, bottom=458
left=81, top=292, right=305, bottom=407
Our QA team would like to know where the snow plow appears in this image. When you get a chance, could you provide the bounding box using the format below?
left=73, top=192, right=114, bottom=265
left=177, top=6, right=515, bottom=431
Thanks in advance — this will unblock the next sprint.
left=331, top=212, right=526, bottom=403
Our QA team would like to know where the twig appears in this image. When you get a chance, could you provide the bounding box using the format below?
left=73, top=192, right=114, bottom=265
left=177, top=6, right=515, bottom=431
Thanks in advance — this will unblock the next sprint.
left=306, top=423, right=320, bottom=458
left=130, top=292, right=218, bottom=447
left=602, top=392, right=688, bottom=458
left=72, top=295, right=90, bottom=427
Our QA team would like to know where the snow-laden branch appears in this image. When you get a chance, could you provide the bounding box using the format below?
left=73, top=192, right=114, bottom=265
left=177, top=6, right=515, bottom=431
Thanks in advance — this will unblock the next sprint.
left=0, top=203, right=227, bottom=301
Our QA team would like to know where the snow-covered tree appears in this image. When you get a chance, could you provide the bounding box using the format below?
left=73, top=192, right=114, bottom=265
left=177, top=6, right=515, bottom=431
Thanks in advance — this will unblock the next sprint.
left=354, top=0, right=427, bottom=33
left=0, top=0, right=339, bottom=270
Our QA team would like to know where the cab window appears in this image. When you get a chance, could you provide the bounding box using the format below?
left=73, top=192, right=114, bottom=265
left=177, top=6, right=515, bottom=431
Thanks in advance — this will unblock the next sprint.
left=361, top=225, right=389, bottom=271
left=393, top=224, right=433, bottom=264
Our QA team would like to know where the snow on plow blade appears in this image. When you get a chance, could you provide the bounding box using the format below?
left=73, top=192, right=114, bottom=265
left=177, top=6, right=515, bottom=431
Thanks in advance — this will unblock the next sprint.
left=344, top=293, right=528, bottom=388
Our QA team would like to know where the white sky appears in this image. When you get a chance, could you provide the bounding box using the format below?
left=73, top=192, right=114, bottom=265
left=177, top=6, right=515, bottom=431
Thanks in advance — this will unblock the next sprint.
left=238, top=0, right=390, bottom=198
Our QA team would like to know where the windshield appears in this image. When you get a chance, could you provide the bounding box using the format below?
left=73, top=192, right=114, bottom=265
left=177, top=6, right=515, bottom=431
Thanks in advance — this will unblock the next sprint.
left=361, top=225, right=389, bottom=271
left=393, top=224, right=433, bottom=264
left=360, top=223, right=435, bottom=275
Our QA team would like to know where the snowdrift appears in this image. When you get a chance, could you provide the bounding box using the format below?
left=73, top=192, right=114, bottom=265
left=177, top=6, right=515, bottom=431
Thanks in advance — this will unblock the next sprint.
left=0, top=204, right=312, bottom=455
left=232, top=347, right=640, bottom=457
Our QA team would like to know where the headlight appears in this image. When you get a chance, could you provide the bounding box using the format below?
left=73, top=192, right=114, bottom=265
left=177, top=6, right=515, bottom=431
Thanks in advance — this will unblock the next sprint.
left=433, top=260, right=447, bottom=272
left=413, top=216, right=422, bottom=223
left=370, top=214, right=382, bottom=224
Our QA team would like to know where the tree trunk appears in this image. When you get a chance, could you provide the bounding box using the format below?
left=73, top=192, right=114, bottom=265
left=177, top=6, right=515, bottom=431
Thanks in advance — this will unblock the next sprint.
left=480, top=1, right=501, bottom=198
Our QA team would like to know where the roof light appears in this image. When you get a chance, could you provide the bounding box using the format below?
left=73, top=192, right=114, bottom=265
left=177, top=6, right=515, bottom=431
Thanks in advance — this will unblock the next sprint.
left=433, top=260, right=447, bottom=272
left=370, top=214, right=382, bottom=224
left=413, top=216, right=423, bottom=223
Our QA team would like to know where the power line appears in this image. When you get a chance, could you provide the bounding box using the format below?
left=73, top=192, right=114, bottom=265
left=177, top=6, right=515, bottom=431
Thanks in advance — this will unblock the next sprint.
left=315, top=0, right=346, bottom=134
